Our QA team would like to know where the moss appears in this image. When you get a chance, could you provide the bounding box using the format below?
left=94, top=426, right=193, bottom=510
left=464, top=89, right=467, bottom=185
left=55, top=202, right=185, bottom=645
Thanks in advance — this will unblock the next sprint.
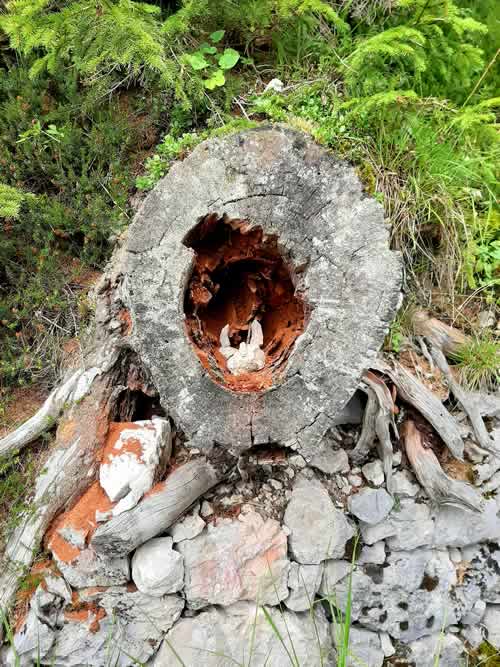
left=474, top=642, right=500, bottom=666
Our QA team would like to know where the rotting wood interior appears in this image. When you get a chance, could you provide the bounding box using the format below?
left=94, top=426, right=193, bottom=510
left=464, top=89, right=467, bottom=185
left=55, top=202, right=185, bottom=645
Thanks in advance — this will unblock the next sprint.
left=183, top=213, right=309, bottom=392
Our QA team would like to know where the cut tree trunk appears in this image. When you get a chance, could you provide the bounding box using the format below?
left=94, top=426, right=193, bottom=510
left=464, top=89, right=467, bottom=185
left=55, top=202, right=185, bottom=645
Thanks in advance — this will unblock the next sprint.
left=401, top=420, right=483, bottom=512
left=91, top=459, right=222, bottom=558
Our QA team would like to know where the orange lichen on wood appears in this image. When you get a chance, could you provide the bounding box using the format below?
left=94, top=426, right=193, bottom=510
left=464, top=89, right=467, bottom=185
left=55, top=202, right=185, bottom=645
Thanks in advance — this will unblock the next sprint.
left=45, top=482, right=115, bottom=563
left=183, top=214, right=309, bottom=393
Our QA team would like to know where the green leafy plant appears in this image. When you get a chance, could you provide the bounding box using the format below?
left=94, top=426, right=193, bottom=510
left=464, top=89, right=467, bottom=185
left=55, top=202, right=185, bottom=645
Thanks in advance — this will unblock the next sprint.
left=451, top=333, right=499, bottom=392
left=185, top=30, right=240, bottom=90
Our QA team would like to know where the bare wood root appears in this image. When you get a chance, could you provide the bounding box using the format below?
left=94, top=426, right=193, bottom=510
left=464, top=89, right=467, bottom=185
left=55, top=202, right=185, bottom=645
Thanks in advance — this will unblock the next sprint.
left=0, top=344, right=118, bottom=458
left=412, top=310, right=468, bottom=356
left=373, top=359, right=464, bottom=461
left=352, top=372, right=397, bottom=493
left=91, top=459, right=223, bottom=558
left=429, top=346, right=499, bottom=457
left=402, top=420, right=483, bottom=512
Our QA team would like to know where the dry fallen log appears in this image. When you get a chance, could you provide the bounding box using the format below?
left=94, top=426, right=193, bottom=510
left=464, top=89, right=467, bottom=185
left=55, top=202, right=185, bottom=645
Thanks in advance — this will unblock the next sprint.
left=0, top=369, right=116, bottom=642
left=91, top=459, right=222, bottom=558
left=351, top=371, right=397, bottom=493
left=429, top=346, right=498, bottom=457
left=412, top=310, right=468, bottom=356
left=0, top=342, right=118, bottom=458
left=373, top=359, right=464, bottom=461
left=402, top=420, right=483, bottom=512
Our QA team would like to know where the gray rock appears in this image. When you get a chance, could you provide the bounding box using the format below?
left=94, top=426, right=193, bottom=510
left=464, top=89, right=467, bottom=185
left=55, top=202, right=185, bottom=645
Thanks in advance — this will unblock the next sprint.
left=361, top=460, right=384, bottom=486
left=407, top=633, right=466, bottom=667
left=177, top=507, right=290, bottom=608
left=284, top=475, right=354, bottom=564
left=348, top=474, right=363, bottom=487
left=361, top=498, right=434, bottom=550
left=124, top=126, right=402, bottom=456
left=379, top=632, right=395, bottom=657
left=168, top=503, right=205, bottom=542
left=153, top=602, right=334, bottom=666
left=348, top=488, right=394, bottom=525
left=200, top=500, right=214, bottom=517
left=47, top=587, right=184, bottom=666
left=310, top=446, right=350, bottom=476
left=461, top=624, right=484, bottom=649
left=333, top=549, right=458, bottom=642
left=462, top=599, right=486, bottom=625
left=392, top=469, right=419, bottom=497
left=132, top=537, right=184, bottom=596
left=3, top=605, right=55, bottom=667
left=483, top=605, right=500, bottom=648
left=358, top=541, right=386, bottom=565
left=285, top=562, right=323, bottom=611
left=432, top=498, right=500, bottom=548
left=319, top=560, right=352, bottom=596
left=336, top=626, right=383, bottom=667
left=53, top=547, right=129, bottom=589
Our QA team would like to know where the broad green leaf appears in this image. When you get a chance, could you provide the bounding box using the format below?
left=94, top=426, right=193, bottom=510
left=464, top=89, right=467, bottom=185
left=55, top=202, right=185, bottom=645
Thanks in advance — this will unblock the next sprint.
left=186, top=52, right=210, bottom=71
left=218, top=48, right=240, bottom=70
left=210, top=30, right=225, bottom=43
left=198, top=42, right=217, bottom=55
left=204, top=69, right=225, bottom=90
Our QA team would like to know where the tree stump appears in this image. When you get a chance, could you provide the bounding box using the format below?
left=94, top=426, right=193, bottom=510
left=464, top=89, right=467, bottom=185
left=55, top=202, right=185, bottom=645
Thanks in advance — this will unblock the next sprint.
left=123, top=126, right=402, bottom=457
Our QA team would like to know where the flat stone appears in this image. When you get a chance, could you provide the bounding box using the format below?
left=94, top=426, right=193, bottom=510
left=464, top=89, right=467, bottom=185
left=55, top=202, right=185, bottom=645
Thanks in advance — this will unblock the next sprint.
left=392, top=469, right=419, bottom=497
left=362, top=460, right=384, bottom=486
left=319, top=560, right=351, bottom=596
left=168, top=503, right=205, bottom=542
left=407, top=633, right=466, bottom=667
left=47, top=587, right=184, bottom=666
left=99, top=418, right=171, bottom=515
left=284, top=474, right=354, bottom=564
left=177, top=507, right=289, bottom=608
left=432, top=498, right=500, bottom=548
left=132, top=537, right=184, bottom=596
left=358, top=541, right=386, bottom=565
left=483, top=605, right=500, bottom=649
left=361, top=498, right=434, bottom=550
left=348, top=488, right=394, bottom=525
left=337, top=626, right=383, bottom=667
left=379, top=632, right=395, bottom=657
left=310, top=446, right=350, bottom=476
left=153, top=602, right=334, bottom=666
left=285, top=562, right=323, bottom=612
left=54, top=547, right=129, bottom=589
left=333, top=549, right=458, bottom=642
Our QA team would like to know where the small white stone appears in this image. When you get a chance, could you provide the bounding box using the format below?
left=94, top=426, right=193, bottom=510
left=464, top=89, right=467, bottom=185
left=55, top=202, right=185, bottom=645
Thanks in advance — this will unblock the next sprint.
left=132, top=537, right=184, bottom=597
left=393, top=451, right=402, bottom=466
left=379, top=632, right=395, bottom=657
left=392, top=469, right=419, bottom=497
left=264, top=78, right=285, bottom=93
left=362, top=460, right=385, bottom=486
left=348, top=474, right=363, bottom=487
left=200, top=501, right=214, bottom=517
left=348, top=488, right=394, bottom=525
left=358, top=541, right=386, bottom=565
left=169, top=504, right=205, bottom=543
left=269, top=479, right=283, bottom=490
left=448, top=548, right=462, bottom=563
left=289, top=454, right=307, bottom=469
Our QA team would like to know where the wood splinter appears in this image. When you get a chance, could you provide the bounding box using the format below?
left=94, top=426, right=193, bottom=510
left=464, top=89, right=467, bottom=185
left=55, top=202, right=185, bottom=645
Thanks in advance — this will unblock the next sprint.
left=351, top=371, right=397, bottom=493
left=402, top=420, right=483, bottom=512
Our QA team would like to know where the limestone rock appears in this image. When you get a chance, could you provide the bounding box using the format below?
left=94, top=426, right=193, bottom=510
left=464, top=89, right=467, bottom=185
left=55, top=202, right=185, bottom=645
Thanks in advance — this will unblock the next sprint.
left=358, top=541, right=386, bottom=565
left=361, top=497, right=434, bottom=550
left=132, top=537, right=184, bottom=596
left=284, top=474, right=354, bottom=564
left=47, top=587, right=184, bottom=666
left=309, top=444, right=350, bottom=475
left=392, top=469, right=419, bottom=497
left=333, top=549, right=458, bottom=642
left=153, top=602, right=334, bottom=666
left=432, top=498, right=500, bottom=548
left=124, top=126, right=402, bottom=455
left=362, top=460, right=384, bottom=486
left=54, top=547, right=129, bottom=589
left=285, top=562, right=323, bottom=611
left=407, top=633, right=466, bottom=667
left=319, top=560, right=352, bottom=596
left=348, top=488, right=394, bottom=525
left=168, top=503, right=205, bottom=542
left=483, top=605, right=500, bottom=648
left=337, top=626, right=384, bottom=667
left=99, top=418, right=171, bottom=515
left=177, top=507, right=289, bottom=608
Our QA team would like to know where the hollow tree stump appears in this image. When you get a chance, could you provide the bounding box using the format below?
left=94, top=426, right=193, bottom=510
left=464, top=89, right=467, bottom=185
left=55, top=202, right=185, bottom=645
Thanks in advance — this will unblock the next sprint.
left=123, top=126, right=402, bottom=457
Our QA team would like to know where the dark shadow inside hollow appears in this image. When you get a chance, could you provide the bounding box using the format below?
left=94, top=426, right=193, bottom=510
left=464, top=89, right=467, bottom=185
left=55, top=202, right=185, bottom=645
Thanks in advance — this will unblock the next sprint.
left=182, top=213, right=310, bottom=393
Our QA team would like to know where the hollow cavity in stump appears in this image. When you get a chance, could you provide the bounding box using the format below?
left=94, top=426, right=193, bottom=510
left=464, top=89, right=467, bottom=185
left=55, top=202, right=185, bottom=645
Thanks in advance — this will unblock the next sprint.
left=183, top=214, right=309, bottom=393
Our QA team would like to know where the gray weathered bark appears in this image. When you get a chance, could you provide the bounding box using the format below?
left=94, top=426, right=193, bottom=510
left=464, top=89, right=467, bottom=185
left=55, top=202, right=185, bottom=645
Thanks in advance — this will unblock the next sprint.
left=91, top=459, right=222, bottom=558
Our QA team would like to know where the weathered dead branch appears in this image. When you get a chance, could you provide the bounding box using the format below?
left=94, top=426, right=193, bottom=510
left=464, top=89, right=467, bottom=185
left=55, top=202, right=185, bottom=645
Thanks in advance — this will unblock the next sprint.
left=402, top=420, right=483, bottom=512
left=373, top=359, right=464, bottom=461
left=351, top=371, right=397, bottom=493
left=412, top=310, right=468, bottom=356
left=91, top=459, right=222, bottom=558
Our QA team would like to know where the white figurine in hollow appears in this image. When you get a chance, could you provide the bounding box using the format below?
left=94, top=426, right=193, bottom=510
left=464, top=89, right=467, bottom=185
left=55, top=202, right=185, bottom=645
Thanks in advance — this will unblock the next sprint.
left=219, top=319, right=266, bottom=375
